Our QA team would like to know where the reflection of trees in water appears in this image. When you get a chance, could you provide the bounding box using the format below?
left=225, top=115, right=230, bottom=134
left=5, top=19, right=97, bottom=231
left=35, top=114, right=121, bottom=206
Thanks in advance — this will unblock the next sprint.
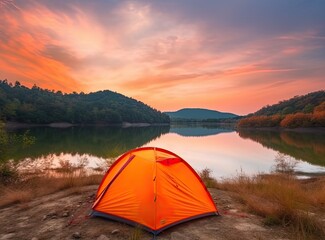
left=237, top=129, right=325, bottom=166
left=1, top=126, right=169, bottom=178
left=15, top=153, right=115, bottom=178
left=4, top=126, right=170, bottom=161
left=0, top=125, right=37, bottom=182
left=18, top=155, right=54, bottom=175
left=0, top=128, right=35, bottom=162
left=280, top=132, right=325, bottom=155
left=170, top=125, right=234, bottom=137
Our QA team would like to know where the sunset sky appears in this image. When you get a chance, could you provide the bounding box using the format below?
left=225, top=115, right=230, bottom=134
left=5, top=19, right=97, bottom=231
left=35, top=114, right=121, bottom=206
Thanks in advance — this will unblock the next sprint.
left=1, top=0, right=324, bottom=115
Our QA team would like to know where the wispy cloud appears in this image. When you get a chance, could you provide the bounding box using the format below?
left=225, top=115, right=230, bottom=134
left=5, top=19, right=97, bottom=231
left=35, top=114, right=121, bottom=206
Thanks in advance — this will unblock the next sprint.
left=0, top=0, right=324, bottom=114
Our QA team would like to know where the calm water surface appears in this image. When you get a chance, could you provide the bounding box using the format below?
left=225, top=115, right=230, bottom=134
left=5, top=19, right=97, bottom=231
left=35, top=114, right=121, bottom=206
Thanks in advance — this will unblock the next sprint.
left=3, top=125, right=325, bottom=179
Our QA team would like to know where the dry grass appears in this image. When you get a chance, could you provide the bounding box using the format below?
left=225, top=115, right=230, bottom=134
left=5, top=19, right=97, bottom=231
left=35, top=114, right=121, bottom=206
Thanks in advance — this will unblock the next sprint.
left=0, top=173, right=102, bottom=208
left=216, top=173, right=325, bottom=239
left=129, top=226, right=144, bottom=240
left=199, top=168, right=218, bottom=188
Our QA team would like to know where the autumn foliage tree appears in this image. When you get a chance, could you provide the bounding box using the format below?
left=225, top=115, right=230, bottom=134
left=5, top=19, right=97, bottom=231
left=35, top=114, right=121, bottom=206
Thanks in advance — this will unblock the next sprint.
left=311, top=101, right=325, bottom=127
left=238, top=101, right=325, bottom=128
left=280, top=113, right=312, bottom=128
left=237, top=115, right=283, bottom=128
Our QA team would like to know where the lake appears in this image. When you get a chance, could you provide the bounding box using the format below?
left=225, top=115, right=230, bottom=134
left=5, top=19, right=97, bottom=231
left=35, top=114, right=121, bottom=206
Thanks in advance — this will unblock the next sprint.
left=2, top=125, right=325, bottom=179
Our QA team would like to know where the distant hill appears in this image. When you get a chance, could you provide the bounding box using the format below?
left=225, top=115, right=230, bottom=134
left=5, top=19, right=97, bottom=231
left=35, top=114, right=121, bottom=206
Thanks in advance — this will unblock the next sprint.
left=164, top=108, right=238, bottom=120
left=253, top=91, right=325, bottom=116
left=0, top=80, right=170, bottom=124
left=238, top=90, right=325, bottom=128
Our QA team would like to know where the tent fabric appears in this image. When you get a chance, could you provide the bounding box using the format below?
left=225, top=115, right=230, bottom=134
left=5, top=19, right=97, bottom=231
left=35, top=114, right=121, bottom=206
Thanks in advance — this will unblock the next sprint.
left=91, top=147, right=218, bottom=235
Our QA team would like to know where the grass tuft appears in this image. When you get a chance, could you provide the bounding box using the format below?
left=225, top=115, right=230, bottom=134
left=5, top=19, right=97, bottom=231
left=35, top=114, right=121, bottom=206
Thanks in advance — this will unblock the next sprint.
left=129, top=226, right=143, bottom=240
left=0, top=174, right=102, bottom=208
left=199, top=168, right=217, bottom=188
left=217, top=173, right=325, bottom=239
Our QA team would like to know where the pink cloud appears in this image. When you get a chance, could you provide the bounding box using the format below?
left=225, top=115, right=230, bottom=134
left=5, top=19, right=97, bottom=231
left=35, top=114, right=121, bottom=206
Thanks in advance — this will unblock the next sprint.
left=0, top=0, right=324, bottom=115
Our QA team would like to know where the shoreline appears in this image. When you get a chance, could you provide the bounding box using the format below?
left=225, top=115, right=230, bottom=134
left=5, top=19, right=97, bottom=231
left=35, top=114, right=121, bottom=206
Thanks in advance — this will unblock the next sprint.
left=236, top=126, right=325, bottom=133
left=4, top=121, right=170, bottom=129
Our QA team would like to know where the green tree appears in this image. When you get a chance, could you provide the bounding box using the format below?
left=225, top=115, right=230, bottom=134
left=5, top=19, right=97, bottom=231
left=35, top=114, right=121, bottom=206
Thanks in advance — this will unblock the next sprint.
left=0, top=80, right=170, bottom=124
left=303, top=104, right=314, bottom=113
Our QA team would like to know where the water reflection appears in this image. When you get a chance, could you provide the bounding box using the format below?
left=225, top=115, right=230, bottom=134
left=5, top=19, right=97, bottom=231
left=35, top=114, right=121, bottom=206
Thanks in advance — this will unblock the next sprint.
left=2, top=126, right=169, bottom=177
left=144, top=131, right=278, bottom=178
left=1, top=125, right=324, bottom=179
left=5, top=126, right=170, bottom=161
left=237, top=129, right=325, bottom=167
left=170, top=125, right=234, bottom=137
left=16, top=153, right=110, bottom=178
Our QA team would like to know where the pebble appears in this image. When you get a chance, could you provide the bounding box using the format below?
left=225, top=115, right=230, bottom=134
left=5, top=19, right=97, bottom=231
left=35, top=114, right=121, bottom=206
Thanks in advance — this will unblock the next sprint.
left=97, top=234, right=110, bottom=240
left=43, top=211, right=58, bottom=220
left=48, top=211, right=56, bottom=216
left=62, top=211, right=69, bottom=217
left=72, top=232, right=81, bottom=239
left=111, top=229, right=120, bottom=235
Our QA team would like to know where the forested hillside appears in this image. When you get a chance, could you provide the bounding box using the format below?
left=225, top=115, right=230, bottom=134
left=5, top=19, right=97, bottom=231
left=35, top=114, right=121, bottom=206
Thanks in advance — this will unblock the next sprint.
left=254, top=91, right=325, bottom=116
left=238, top=91, right=325, bottom=128
left=0, top=80, right=170, bottom=124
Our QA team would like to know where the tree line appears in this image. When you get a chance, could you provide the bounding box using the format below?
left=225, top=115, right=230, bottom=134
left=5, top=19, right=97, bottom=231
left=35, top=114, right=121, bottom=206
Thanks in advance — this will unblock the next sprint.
left=253, top=91, right=325, bottom=116
left=238, top=100, right=325, bottom=128
left=0, top=80, right=170, bottom=124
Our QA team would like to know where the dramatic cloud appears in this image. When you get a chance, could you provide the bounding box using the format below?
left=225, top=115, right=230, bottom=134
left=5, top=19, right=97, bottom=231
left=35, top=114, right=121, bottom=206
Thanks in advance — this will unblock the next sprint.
left=0, top=0, right=324, bottom=114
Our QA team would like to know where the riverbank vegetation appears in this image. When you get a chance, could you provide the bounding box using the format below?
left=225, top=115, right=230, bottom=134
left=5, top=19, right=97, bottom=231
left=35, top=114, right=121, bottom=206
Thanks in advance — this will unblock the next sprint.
left=0, top=80, right=169, bottom=124
left=199, top=167, right=325, bottom=239
left=1, top=160, right=324, bottom=239
left=0, top=170, right=102, bottom=208
left=238, top=91, right=325, bottom=128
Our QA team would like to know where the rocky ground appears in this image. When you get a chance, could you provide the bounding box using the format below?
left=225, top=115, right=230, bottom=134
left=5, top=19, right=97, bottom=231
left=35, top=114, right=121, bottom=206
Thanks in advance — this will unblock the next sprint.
left=0, top=186, right=293, bottom=240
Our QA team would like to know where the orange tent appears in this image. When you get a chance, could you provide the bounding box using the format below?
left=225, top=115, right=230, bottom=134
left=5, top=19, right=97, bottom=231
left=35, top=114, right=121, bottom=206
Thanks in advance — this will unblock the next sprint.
left=91, top=147, right=218, bottom=235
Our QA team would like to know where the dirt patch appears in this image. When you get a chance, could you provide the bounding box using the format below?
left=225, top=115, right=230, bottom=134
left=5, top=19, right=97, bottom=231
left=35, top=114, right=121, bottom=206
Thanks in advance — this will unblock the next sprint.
left=0, top=186, right=293, bottom=240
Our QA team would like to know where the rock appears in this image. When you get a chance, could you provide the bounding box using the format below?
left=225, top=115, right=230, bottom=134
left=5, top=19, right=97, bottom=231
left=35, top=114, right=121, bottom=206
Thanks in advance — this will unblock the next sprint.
left=97, top=234, right=110, bottom=240
left=43, top=211, right=57, bottom=220
left=31, top=238, right=39, bottom=240
left=47, top=211, right=56, bottom=216
left=224, top=205, right=232, bottom=210
left=229, top=209, right=238, bottom=213
left=0, top=233, right=16, bottom=240
left=62, top=211, right=69, bottom=217
left=170, top=232, right=191, bottom=240
left=111, top=229, right=120, bottom=235
left=72, top=232, right=81, bottom=239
